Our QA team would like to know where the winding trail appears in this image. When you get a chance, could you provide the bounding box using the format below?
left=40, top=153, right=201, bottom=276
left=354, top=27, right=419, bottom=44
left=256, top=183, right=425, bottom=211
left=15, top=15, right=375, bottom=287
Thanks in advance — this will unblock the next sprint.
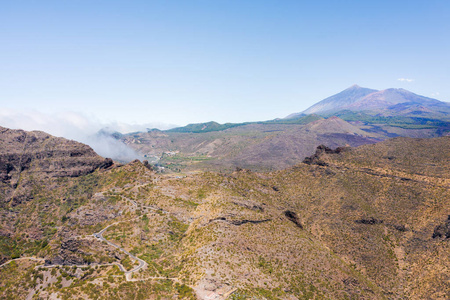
left=0, top=257, right=45, bottom=268
left=1, top=197, right=236, bottom=299
left=93, top=222, right=147, bottom=280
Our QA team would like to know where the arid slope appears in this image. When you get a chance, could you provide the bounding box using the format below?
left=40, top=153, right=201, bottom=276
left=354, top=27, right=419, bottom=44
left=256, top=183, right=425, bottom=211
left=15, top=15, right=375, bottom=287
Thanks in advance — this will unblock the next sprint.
left=0, top=127, right=448, bottom=299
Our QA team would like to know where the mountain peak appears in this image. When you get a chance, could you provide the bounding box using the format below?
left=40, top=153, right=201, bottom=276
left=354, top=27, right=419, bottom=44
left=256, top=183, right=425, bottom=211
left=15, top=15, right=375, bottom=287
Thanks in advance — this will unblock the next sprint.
left=289, top=86, right=450, bottom=117
left=296, top=86, right=378, bottom=116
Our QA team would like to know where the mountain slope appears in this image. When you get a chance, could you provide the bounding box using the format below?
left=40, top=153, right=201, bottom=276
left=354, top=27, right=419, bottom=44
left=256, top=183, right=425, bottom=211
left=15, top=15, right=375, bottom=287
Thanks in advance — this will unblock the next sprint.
left=121, top=112, right=449, bottom=173
left=287, top=85, right=378, bottom=117
left=0, top=127, right=449, bottom=299
left=287, top=85, right=450, bottom=119
left=346, top=88, right=450, bottom=115
left=122, top=118, right=381, bottom=172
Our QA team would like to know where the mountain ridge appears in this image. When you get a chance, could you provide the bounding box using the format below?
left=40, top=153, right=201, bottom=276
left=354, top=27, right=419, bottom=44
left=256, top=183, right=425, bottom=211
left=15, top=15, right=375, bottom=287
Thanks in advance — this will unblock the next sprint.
left=287, top=85, right=450, bottom=118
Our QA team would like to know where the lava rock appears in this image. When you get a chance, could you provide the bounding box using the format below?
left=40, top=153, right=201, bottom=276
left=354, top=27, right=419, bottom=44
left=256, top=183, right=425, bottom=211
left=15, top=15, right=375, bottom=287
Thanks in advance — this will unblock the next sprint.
left=284, top=210, right=303, bottom=229
left=355, top=217, right=383, bottom=225
left=432, top=215, right=450, bottom=239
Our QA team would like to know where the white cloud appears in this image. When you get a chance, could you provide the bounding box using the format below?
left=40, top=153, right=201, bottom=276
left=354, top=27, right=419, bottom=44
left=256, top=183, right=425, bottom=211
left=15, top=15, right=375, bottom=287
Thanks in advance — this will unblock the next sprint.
left=431, top=92, right=440, bottom=97
left=102, top=121, right=177, bottom=133
left=0, top=109, right=176, bottom=162
left=397, top=78, right=414, bottom=82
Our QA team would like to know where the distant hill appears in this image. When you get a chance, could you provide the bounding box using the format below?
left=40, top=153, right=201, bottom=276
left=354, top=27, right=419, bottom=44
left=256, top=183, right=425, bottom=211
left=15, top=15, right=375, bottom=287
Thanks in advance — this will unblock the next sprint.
left=120, top=117, right=381, bottom=172
left=304, top=116, right=373, bottom=135
left=165, top=114, right=325, bottom=134
left=166, top=121, right=249, bottom=133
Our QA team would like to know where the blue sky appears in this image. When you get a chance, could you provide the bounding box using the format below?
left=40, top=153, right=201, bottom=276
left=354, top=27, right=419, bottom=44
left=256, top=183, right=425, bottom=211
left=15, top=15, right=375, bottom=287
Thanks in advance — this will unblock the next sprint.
left=1, top=0, right=449, bottom=128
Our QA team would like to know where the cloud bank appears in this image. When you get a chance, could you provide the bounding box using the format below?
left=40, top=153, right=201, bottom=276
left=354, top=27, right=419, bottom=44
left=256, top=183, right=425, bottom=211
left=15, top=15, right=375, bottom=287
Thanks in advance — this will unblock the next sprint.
left=0, top=109, right=176, bottom=162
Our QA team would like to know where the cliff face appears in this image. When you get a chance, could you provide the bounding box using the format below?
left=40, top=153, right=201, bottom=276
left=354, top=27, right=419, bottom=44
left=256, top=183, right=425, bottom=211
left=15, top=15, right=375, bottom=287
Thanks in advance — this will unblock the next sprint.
left=0, top=126, right=112, bottom=205
left=0, top=126, right=112, bottom=181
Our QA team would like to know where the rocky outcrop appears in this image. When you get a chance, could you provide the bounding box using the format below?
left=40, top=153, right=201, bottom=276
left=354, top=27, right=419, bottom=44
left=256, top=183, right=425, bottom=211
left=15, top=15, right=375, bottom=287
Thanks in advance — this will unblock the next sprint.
left=355, top=217, right=383, bottom=225
left=143, top=160, right=154, bottom=171
left=284, top=210, right=303, bottom=229
left=432, top=216, right=450, bottom=239
left=392, top=224, right=408, bottom=232
left=208, top=217, right=271, bottom=226
left=0, top=126, right=113, bottom=184
left=69, top=203, right=122, bottom=227
left=45, top=238, right=125, bottom=266
left=45, top=239, right=90, bottom=266
left=303, top=145, right=349, bottom=166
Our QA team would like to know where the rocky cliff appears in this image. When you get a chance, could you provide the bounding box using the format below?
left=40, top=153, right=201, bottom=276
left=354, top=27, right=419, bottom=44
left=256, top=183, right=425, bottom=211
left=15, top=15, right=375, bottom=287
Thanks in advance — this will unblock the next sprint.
left=0, top=126, right=113, bottom=205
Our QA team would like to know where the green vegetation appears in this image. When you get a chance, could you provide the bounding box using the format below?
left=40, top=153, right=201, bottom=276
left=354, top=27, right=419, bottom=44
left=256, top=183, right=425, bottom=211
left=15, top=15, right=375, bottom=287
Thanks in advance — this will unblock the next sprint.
left=167, top=121, right=251, bottom=133
left=166, top=114, right=325, bottom=133
left=329, top=110, right=450, bottom=129
left=266, top=114, right=324, bottom=125
left=175, top=283, right=196, bottom=299
left=120, top=257, right=136, bottom=271
left=0, top=236, right=48, bottom=260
